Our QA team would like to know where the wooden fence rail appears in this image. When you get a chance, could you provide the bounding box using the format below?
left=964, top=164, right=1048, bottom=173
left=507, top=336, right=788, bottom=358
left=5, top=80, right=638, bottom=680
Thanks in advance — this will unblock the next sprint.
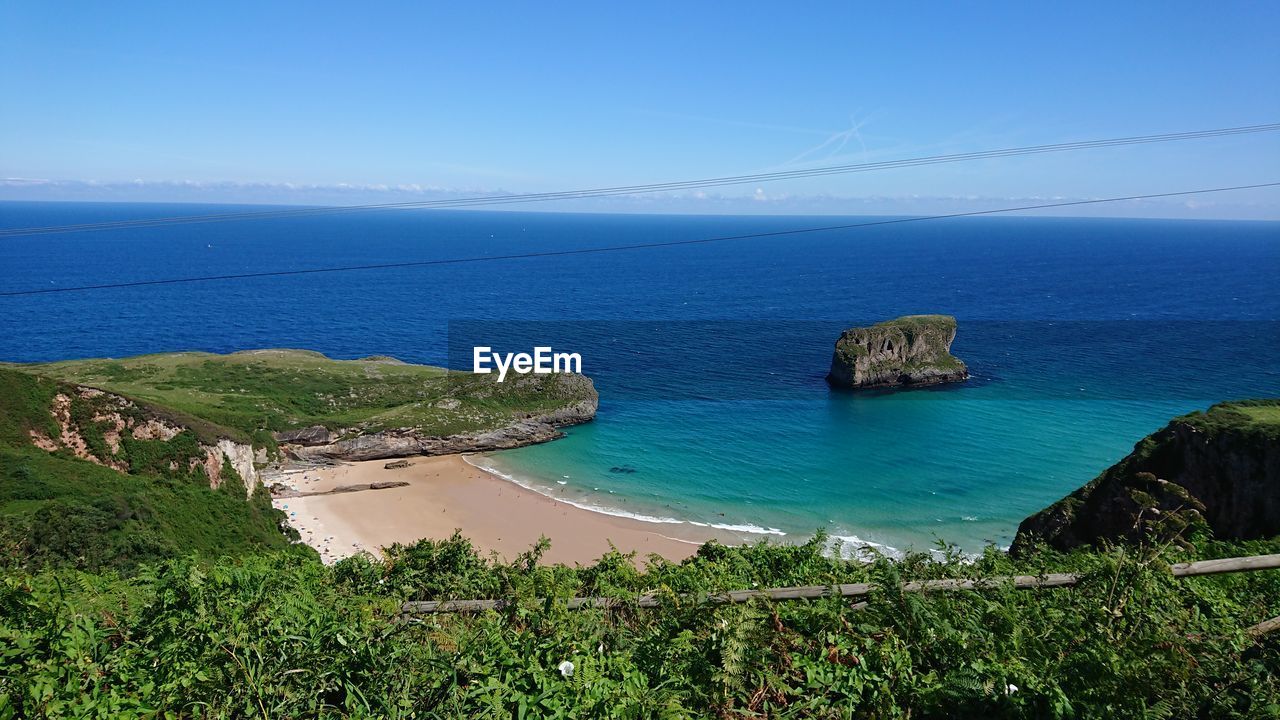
left=400, top=553, right=1280, bottom=616
left=1249, top=615, right=1280, bottom=637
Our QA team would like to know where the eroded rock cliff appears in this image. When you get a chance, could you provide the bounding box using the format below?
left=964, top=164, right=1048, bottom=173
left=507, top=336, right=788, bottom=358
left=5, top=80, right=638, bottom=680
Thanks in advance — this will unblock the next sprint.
left=827, top=315, right=969, bottom=389
left=275, top=378, right=599, bottom=461
left=26, top=386, right=263, bottom=496
left=1011, top=400, right=1280, bottom=554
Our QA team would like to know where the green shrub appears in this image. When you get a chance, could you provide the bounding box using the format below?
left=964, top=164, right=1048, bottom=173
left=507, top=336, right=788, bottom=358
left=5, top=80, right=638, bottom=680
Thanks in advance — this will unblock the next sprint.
left=0, top=447, right=296, bottom=574
left=2, top=536, right=1276, bottom=718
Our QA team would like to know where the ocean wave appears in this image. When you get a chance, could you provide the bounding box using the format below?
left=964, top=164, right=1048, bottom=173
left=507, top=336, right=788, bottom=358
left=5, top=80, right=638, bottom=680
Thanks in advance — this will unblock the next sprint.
left=688, top=520, right=787, bottom=536
left=828, top=534, right=902, bottom=559
left=828, top=534, right=989, bottom=563
left=464, top=456, right=787, bottom=537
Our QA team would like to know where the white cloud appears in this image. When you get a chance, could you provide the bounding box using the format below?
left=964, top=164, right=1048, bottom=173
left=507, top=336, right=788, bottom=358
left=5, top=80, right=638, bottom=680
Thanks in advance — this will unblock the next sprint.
left=0, top=178, right=1275, bottom=220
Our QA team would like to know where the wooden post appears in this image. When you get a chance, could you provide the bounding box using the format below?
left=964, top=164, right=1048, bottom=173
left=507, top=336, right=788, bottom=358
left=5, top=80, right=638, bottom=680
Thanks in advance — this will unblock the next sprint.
left=1171, top=554, right=1280, bottom=577
left=1248, top=615, right=1280, bottom=637
left=399, top=553, right=1280, bottom=616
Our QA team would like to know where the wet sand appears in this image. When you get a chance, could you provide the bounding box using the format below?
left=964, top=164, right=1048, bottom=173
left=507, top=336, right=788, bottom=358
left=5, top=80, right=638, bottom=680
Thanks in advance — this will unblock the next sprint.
left=270, top=455, right=730, bottom=565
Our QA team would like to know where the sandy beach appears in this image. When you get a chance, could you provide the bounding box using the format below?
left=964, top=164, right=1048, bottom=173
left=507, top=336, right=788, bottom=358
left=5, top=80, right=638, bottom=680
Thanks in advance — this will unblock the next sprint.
left=270, top=455, right=733, bottom=565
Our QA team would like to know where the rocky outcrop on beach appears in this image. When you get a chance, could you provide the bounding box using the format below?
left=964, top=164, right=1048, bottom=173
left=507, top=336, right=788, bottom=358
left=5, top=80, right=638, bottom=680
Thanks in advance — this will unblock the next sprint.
left=275, top=382, right=599, bottom=462
left=1011, top=400, right=1280, bottom=554
left=275, top=425, right=333, bottom=445
left=269, top=480, right=410, bottom=498
left=827, top=315, right=969, bottom=389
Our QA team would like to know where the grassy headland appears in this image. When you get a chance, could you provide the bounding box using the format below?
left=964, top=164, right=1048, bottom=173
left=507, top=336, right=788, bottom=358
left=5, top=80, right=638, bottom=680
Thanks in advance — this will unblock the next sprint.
left=9, top=348, right=597, bottom=444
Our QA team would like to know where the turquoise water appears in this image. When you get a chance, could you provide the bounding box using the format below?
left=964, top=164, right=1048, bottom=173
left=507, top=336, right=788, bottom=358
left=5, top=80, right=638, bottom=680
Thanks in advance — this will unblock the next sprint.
left=481, top=395, right=1209, bottom=552
left=2, top=203, right=1277, bottom=552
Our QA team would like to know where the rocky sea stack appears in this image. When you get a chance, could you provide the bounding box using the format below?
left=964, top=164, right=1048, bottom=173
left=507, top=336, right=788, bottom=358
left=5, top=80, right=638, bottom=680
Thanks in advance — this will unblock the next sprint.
left=1011, top=399, right=1280, bottom=554
left=826, top=314, right=969, bottom=390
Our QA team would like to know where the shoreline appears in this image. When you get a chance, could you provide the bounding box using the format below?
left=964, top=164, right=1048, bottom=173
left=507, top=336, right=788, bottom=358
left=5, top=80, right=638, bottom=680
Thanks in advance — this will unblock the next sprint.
left=463, top=457, right=908, bottom=559
left=269, top=454, right=746, bottom=565
left=463, top=454, right=789, bottom=537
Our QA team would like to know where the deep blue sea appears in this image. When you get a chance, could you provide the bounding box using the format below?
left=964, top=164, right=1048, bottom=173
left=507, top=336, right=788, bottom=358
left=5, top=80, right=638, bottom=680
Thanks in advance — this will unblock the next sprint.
left=2, top=202, right=1277, bottom=553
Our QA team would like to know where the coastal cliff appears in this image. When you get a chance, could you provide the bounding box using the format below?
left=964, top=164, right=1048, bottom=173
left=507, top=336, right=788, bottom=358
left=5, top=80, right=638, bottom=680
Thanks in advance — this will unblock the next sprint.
left=276, top=377, right=598, bottom=461
left=1011, top=400, right=1280, bottom=554
left=12, top=349, right=598, bottom=464
left=827, top=315, right=969, bottom=389
left=26, top=384, right=262, bottom=496
left=0, top=367, right=293, bottom=569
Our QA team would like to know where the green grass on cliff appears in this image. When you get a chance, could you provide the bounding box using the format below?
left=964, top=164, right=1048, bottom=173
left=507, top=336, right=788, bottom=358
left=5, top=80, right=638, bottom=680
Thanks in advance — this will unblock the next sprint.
left=1242, top=405, right=1280, bottom=426
left=836, top=315, right=959, bottom=358
left=874, top=314, right=958, bottom=331
left=1232, top=401, right=1280, bottom=426
left=1013, top=397, right=1280, bottom=554
left=0, top=368, right=60, bottom=447
left=0, top=368, right=297, bottom=572
left=7, top=349, right=594, bottom=442
left=1182, top=398, right=1280, bottom=439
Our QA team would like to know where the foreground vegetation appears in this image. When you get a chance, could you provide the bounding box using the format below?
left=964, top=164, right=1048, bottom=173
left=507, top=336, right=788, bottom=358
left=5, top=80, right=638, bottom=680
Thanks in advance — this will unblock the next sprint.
left=2, top=534, right=1277, bottom=718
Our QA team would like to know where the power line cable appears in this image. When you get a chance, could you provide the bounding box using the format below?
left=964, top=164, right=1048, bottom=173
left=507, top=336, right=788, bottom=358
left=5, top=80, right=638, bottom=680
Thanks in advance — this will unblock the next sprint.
left=2, top=123, right=1277, bottom=238
left=2, top=181, right=1274, bottom=298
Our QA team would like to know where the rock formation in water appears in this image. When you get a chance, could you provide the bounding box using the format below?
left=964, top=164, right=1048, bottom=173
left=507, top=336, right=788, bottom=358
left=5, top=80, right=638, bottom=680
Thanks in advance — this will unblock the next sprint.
left=826, top=315, right=969, bottom=389
left=1011, top=400, right=1280, bottom=554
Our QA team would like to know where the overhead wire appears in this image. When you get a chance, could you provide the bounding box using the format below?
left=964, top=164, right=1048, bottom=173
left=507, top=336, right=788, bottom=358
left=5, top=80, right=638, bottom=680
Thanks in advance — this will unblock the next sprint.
left=2, top=181, right=1275, bottom=297
left=2, top=123, right=1277, bottom=238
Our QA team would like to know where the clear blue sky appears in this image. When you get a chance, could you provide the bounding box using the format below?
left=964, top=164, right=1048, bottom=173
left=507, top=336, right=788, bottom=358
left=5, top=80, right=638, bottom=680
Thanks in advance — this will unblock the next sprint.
left=3, top=2, right=1279, bottom=217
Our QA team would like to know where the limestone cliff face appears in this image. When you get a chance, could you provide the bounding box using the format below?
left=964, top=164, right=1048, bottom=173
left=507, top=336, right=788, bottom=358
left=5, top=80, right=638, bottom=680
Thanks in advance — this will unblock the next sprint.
left=1011, top=401, right=1280, bottom=554
left=208, top=439, right=260, bottom=497
left=827, top=315, right=969, bottom=389
left=275, top=377, right=599, bottom=462
left=28, top=387, right=262, bottom=497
